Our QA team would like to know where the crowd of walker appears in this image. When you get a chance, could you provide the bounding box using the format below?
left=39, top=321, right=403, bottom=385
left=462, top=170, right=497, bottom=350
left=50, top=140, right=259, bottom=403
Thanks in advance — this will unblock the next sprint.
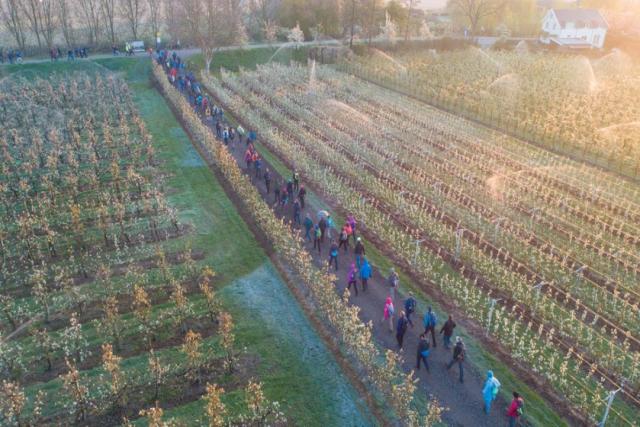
left=156, top=49, right=526, bottom=426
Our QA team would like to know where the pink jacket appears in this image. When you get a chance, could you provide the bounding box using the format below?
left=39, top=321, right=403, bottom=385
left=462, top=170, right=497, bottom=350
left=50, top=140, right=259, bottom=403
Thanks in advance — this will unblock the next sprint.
left=383, top=297, right=394, bottom=320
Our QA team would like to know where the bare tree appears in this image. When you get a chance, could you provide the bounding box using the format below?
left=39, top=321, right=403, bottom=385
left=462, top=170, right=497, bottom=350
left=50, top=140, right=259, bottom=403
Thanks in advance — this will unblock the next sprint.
left=100, top=0, right=117, bottom=45
left=20, top=0, right=43, bottom=47
left=181, top=0, right=244, bottom=74
left=40, top=0, right=57, bottom=48
left=0, top=0, right=27, bottom=49
left=448, top=0, right=505, bottom=35
left=147, top=0, right=161, bottom=43
left=78, top=0, right=102, bottom=45
left=163, top=0, right=182, bottom=46
left=119, top=0, right=145, bottom=40
left=403, top=0, right=420, bottom=41
left=57, top=0, right=76, bottom=47
left=20, top=0, right=57, bottom=49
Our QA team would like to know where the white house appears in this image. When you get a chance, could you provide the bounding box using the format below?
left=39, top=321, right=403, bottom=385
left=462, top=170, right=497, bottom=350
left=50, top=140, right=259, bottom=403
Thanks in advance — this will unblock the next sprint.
left=540, top=9, right=608, bottom=49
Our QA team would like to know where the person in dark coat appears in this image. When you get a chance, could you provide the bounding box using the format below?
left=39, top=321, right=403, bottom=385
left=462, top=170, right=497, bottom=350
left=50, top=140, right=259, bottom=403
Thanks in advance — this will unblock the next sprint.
left=416, top=334, right=430, bottom=372
left=440, top=315, right=457, bottom=349
left=293, top=199, right=301, bottom=226
left=298, top=185, right=306, bottom=209
left=446, top=336, right=466, bottom=383
left=263, top=168, right=271, bottom=194
left=396, top=311, right=409, bottom=349
left=404, top=293, right=417, bottom=327
left=318, top=216, right=327, bottom=243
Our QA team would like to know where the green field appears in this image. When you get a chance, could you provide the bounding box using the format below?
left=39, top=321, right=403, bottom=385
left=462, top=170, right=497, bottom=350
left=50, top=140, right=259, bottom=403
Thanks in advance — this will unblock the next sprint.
left=0, top=57, right=371, bottom=426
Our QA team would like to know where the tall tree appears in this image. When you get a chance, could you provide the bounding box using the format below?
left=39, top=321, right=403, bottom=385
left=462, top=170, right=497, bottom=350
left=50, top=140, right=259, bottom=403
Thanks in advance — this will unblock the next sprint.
left=447, top=0, right=505, bottom=35
left=403, top=0, right=420, bottom=41
left=147, top=0, right=161, bottom=43
left=57, top=0, right=76, bottom=47
left=119, top=0, right=145, bottom=40
left=78, top=0, right=102, bottom=45
left=20, top=0, right=44, bottom=48
left=100, top=0, right=117, bottom=44
left=40, top=0, right=57, bottom=47
left=0, top=0, right=27, bottom=49
left=181, top=0, right=245, bottom=74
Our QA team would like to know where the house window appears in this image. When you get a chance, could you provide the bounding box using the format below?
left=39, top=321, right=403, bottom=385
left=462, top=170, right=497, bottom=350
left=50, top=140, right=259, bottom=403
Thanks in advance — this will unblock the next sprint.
left=593, top=35, right=600, bottom=46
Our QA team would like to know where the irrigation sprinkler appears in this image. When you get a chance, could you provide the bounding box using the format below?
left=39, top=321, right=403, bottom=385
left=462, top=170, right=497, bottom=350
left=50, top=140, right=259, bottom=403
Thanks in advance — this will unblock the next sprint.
left=533, top=281, right=546, bottom=306
left=413, top=239, right=425, bottom=265
left=492, top=217, right=506, bottom=240
left=486, top=298, right=502, bottom=336
left=598, top=381, right=625, bottom=427
left=574, top=265, right=586, bottom=290
left=454, top=228, right=465, bottom=262
left=528, top=207, right=540, bottom=230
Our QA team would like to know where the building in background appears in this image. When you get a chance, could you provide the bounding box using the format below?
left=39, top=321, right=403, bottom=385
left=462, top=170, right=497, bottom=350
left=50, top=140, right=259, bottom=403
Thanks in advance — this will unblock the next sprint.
left=540, top=8, right=608, bottom=48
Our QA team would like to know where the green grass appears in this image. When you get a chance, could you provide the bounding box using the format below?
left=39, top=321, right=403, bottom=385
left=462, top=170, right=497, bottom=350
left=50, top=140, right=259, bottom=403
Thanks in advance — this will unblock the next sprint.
left=93, top=57, right=371, bottom=425
left=186, top=46, right=309, bottom=76
left=1, top=58, right=374, bottom=425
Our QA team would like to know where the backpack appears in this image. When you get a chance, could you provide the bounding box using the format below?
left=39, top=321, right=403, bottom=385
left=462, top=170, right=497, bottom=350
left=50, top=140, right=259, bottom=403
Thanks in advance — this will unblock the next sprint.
left=491, top=380, right=500, bottom=399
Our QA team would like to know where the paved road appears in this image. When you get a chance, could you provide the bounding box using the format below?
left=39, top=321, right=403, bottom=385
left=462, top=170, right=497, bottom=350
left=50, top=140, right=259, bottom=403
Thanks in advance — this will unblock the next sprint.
left=0, top=40, right=343, bottom=66
left=160, top=66, right=513, bottom=426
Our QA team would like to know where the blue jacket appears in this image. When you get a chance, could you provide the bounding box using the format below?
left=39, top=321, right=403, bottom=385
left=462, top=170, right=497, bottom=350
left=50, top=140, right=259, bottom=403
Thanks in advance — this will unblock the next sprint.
left=360, top=261, right=372, bottom=280
left=423, top=311, right=437, bottom=328
left=482, top=371, right=501, bottom=401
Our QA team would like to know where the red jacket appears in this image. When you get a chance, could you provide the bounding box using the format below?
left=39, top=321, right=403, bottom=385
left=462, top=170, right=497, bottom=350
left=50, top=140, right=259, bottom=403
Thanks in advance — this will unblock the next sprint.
left=507, top=398, right=523, bottom=417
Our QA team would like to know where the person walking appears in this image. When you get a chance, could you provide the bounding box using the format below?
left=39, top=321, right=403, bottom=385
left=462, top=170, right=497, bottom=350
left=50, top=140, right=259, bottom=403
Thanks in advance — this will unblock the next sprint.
left=359, top=258, right=372, bottom=292
left=506, top=392, right=524, bottom=427
left=404, top=293, right=417, bottom=327
left=318, top=215, right=327, bottom=243
left=254, top=155, right=262, bottom=178
left=338, top=225, right=349, bottom=253
left=440, top=315, right=457, bottom=349
left=303, top=213, right=313, bottom=242
left=298, top=185, right=306, bottom=210
left=347, top=262, right=358, bottom=296
left=396, top=311, right=409, bottom=349
left=382, top=297, right=394, bottom=333
left=313, top=224, right=322, bottom=254
left=387, top=268, right=399, bottom=302
left=292, top=169, right=300, bottom=192
left=293, top=199, right=301, bottom=226
left=416, top=334, right=430, bottom=372
left=274, top=178, right=281, bottom=205
left=244, top=148, right=253, bottom=169
left=328, top=240, right=339, bottom=271
left=286, top=179, right=294, bottom=198
left=280, top=186, right=289, bottom=208
left=446, top=336, right=465, bottom=383
left=347, top=213, right=357, bottom=243
left=482, top=371, right=501, bottom=415
left=263, top=168, right=271, bottom=194
left=422, top=307, right=437, bottom=347
left=237, top=125, right=245, bottom=144
left=326, top=214, right=335, bottom=240
left=354, top=237, right=365, bottom=268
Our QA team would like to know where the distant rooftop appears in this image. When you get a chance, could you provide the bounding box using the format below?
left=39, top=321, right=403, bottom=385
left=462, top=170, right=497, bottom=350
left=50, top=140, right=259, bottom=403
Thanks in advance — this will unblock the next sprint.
left=553, top=8, right=609, bottom=29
